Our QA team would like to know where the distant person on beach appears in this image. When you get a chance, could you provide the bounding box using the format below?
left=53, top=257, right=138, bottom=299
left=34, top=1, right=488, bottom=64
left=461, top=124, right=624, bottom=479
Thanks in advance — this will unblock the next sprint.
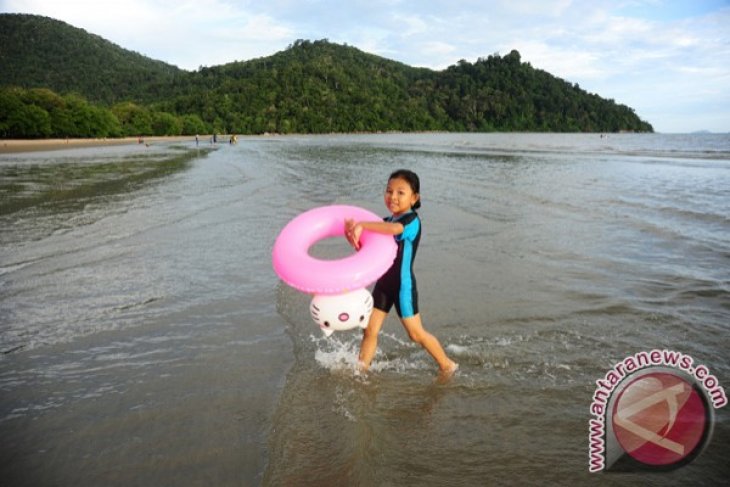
left=195, top=134, right=199, bottom=146
left=345, top=169, right=458, bottom=376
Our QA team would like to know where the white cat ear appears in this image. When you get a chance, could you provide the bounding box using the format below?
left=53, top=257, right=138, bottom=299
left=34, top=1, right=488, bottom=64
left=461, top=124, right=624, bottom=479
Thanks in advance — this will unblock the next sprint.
left=322, top=327, right=334, bottom=337
left=359, top=321, right=368, bottom=330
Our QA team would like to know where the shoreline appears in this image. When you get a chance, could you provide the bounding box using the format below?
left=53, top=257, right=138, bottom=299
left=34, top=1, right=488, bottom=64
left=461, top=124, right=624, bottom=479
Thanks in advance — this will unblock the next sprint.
left=0, top=136, right=201, bottom=154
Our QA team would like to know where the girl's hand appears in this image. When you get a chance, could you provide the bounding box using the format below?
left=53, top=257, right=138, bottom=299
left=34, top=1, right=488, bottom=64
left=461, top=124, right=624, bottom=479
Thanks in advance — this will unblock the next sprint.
left=344, top=219, right=362, bottom=250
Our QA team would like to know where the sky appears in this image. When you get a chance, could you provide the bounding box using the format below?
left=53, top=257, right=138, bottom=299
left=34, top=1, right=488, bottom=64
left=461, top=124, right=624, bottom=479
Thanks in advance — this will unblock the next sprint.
left=2, top=0, right=729, bottom=133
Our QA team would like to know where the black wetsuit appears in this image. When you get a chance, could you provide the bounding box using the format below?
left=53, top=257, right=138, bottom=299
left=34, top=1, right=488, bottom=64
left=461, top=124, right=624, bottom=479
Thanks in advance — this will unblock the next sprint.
left=372, top=210, right=421, bottom=318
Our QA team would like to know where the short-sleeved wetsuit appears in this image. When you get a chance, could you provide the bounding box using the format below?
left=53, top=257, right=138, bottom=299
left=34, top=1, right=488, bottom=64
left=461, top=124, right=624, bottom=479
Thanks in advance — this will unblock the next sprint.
left=372, top=210, right=421, bottom=318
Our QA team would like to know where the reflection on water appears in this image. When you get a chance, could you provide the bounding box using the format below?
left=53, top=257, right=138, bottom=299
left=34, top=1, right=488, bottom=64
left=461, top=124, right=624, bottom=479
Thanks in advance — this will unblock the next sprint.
left=0, top=145, right=213, bottom=218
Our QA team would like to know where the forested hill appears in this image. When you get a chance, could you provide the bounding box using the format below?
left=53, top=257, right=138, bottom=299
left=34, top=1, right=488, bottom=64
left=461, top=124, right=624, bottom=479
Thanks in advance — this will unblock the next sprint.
left=0, top=14, right=184, bottom=105
left=0, top=13, right=653, bottom=137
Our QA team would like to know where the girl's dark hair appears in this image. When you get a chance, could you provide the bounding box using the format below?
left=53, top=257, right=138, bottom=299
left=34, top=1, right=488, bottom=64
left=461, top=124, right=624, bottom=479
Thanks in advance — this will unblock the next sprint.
left=389, top=169, right=421, bottom=209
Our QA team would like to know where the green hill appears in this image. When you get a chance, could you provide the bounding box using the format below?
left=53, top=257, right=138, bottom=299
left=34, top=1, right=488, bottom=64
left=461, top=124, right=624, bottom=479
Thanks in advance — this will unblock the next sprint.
left=0, top=13, right=183, bottom=105
left=0, top=13, right=653, bottom=137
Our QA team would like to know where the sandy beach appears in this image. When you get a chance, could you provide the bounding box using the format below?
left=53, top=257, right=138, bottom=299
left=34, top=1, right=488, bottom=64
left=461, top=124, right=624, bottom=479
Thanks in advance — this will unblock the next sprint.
left=0, top=136, right=202, bottom=154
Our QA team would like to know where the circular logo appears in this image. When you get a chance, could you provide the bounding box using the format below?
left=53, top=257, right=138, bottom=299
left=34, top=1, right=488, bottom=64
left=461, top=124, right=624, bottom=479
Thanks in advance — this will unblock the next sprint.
left=612, top=371, right=710, bottom=468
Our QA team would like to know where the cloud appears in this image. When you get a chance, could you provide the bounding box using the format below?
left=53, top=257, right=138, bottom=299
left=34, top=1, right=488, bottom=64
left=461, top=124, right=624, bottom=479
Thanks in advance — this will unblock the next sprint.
left=507, top=41, right=605, bottom=81
left=495, top=0, right=573, bottom=17
left=1, top=0, right=296, bottom=68
left=391, top=13, right=428, bottom=36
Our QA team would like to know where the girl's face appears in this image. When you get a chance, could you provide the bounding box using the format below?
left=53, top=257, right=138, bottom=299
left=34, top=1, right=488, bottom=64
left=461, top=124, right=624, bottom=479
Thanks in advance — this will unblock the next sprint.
left=384, top=177, right=419, bottom=216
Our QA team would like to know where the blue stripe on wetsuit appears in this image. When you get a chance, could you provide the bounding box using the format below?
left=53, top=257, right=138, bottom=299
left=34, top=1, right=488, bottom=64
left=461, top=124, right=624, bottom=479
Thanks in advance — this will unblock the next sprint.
left=394, top=213, right=419, bottom=317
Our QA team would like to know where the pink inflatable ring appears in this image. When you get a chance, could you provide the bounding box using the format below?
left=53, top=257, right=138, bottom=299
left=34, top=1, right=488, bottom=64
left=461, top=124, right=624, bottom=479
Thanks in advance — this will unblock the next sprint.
left=272, top=205, right=397, bottom=295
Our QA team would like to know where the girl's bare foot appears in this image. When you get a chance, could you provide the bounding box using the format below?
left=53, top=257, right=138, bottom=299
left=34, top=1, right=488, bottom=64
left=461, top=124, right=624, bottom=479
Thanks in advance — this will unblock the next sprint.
left=437, top=360, right=459, bottom=383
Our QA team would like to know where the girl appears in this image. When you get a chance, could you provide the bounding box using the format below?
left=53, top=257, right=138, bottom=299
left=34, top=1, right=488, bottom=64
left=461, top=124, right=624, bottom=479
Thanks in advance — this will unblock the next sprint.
left=345, top=169, right=458, bottom=375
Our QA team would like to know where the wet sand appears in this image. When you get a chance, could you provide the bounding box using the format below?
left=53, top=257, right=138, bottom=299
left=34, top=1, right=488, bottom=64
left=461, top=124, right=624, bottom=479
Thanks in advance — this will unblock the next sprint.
left=0, top=136, right=202, bottom=154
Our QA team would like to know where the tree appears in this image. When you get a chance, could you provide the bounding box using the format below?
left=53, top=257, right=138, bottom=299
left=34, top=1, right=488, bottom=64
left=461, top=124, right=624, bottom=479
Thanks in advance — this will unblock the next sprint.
left=152, top=111, right=182, bottom=136
left=112, top=101, right=153, bottom=136
left=181, top=114, right=208, bottom=135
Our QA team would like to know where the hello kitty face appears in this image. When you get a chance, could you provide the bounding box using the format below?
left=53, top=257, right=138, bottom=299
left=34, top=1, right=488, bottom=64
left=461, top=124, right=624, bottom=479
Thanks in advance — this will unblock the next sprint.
left=309, top=288, right=373, bottom=337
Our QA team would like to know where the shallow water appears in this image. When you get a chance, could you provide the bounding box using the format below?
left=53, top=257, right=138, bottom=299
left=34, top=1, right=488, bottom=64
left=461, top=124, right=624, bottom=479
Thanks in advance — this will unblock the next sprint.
left=1, top=134, right=729, bottom=486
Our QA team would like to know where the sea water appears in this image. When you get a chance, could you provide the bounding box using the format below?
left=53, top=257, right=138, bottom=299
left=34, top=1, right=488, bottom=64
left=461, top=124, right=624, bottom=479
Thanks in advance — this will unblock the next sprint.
left=1, top=133, right=728, bottom=485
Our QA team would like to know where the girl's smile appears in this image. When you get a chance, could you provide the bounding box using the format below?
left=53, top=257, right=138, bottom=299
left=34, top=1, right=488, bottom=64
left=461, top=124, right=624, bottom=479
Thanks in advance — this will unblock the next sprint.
left=384, top=177, right=419, bottom=216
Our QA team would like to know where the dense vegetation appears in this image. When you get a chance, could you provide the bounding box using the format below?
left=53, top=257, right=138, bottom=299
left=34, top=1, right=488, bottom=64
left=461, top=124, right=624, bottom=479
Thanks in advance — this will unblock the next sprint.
left=0, top=13, right=183, bottom=104
left=0, top=86, right=208, bottom=138
left=0, top=13, right=653, bottom=138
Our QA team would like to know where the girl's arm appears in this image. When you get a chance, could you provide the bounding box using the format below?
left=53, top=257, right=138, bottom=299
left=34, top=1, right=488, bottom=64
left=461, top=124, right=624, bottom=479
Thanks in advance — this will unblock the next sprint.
left=345, top=219, right=403, bottom=250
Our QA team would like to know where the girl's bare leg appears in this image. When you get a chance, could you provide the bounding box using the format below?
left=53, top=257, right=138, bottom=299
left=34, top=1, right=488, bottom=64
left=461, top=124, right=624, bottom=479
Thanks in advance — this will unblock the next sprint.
left=400, top=314, right=458, bottom=373
left=358, top=308, right=388, bottom=370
